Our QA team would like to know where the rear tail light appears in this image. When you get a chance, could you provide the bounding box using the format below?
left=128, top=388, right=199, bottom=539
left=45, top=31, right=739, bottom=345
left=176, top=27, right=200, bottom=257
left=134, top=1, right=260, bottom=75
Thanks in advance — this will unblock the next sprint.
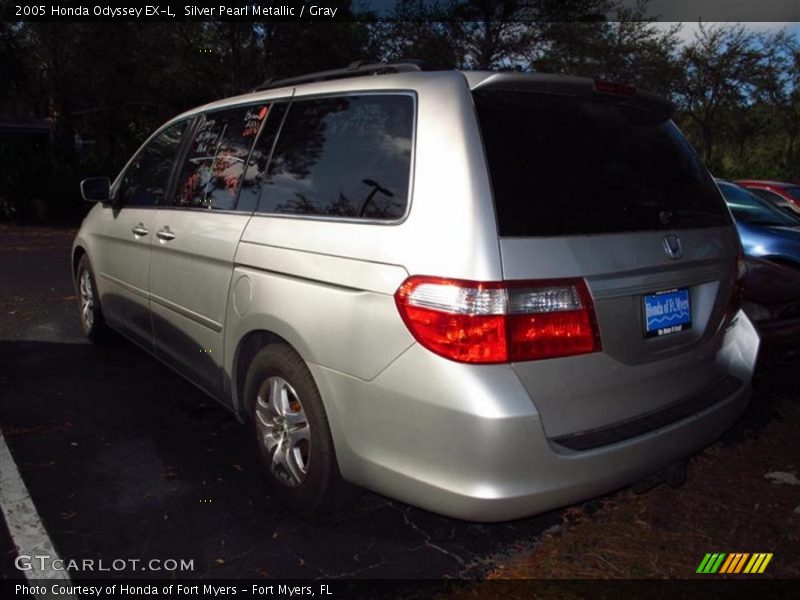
left=394, top=276, right=601, bottom=364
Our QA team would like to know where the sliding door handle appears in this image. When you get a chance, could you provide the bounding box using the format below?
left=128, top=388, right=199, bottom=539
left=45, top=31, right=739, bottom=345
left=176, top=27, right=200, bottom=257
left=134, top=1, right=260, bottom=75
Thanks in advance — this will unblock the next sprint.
left=156, top=226, right=176, bottom=241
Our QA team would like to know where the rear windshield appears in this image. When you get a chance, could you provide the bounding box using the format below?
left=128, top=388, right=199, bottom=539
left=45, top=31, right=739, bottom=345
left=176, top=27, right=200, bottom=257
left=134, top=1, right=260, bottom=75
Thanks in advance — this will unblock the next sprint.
left=473, top=90, right=732, bottom=236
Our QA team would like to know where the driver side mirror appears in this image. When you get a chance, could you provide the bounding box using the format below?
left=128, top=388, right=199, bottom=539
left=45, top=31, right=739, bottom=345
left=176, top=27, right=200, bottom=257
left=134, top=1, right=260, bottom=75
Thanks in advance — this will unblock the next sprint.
left=80, top=177, right=113, bottom=205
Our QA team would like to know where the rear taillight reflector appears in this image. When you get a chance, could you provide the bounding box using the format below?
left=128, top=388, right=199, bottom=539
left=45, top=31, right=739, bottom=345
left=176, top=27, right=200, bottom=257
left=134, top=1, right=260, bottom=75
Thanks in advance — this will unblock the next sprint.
left=395, top=276, right=601, bottom=364
left=736, top=252, right=747, bottom=281
left=727, top=252, right=746, bottom=320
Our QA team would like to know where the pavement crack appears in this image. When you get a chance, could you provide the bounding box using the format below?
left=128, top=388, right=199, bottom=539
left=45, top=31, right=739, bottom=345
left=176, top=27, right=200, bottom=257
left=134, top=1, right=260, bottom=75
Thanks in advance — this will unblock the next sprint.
left=291, top=554, right=332, bottom=579
left=394, top=505, right=466, bottom=567
left=323, top=557, right=389, bottom=579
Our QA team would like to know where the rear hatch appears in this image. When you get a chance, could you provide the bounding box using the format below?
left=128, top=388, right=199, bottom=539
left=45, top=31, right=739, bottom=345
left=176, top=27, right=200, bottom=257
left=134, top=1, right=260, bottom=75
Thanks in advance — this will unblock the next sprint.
left=471, top=74, right=743, bottom=445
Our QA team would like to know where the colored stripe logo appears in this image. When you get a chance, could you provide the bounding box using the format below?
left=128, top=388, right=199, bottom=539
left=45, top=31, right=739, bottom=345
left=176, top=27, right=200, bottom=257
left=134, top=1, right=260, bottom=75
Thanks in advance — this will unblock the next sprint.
left=697, top=553, right=773, bottom=574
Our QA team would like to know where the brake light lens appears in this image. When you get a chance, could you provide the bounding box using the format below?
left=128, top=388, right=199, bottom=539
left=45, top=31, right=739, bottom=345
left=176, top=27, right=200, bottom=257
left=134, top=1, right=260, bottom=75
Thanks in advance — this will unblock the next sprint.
left=394, top=276, right=601, bottom=364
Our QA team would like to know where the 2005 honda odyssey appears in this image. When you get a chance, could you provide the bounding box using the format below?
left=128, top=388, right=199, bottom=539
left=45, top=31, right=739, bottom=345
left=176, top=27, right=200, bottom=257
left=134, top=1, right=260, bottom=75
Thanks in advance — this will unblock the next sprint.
left=72, top=62, right=759, bottom=521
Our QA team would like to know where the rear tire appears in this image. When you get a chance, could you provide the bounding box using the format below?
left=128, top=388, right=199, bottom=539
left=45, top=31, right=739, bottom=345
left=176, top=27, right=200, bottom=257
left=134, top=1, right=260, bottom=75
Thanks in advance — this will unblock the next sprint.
left=76, top=254, right=110, bottom=344
left=244, top=343, right=360, bottom=514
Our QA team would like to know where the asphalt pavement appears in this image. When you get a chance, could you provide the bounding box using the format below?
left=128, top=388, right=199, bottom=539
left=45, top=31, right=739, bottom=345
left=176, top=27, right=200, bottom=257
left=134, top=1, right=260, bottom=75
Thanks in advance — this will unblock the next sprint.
left=0, top=224, right=561, bottom=581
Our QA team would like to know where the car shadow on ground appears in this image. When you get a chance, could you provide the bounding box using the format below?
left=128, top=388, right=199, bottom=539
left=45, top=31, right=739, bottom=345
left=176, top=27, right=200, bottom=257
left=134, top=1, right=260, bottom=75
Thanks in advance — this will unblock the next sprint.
left=0, top=339, right=562, bottom=580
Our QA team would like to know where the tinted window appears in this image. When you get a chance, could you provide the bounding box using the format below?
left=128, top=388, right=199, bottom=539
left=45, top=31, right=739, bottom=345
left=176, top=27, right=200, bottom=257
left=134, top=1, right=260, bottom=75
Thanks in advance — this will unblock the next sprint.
left=749, top=188, right=795, bottom=212
left=236, top=103, right=288, bottom=213
left=172, top=105, right=269, bottom=210
left=259, top=95, right=414, bottom=220
left=750, top=188, right=785, bottom=203
left=473, top=91, right=731, bottom=236
left=117, top=121, right=187, bottom=207
left=718, top=182, right=799, bottom=227
left=784, top=186, right=800, bottom=202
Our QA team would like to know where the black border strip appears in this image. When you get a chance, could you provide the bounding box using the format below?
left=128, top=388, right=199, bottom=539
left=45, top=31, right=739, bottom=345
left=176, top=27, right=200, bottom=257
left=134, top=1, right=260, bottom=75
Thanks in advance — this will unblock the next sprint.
left=553, top=375, right=743, bottom=452
left=2, top=578, right=797, bottom=600
left=2, top=1, right=800, bottom=23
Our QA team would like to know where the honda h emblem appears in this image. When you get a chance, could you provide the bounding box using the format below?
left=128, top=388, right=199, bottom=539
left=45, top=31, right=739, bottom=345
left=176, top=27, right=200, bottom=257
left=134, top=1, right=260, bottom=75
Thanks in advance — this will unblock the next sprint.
left=663, top=234, right=683, bottom=260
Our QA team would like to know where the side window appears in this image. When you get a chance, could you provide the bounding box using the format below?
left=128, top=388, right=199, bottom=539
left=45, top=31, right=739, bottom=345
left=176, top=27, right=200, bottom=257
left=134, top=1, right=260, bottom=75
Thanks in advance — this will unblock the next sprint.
left=236, top=102, right=289, bottom=213
left=259, top=95, right=414, bottom=220
left=751, top=188, right=788, bottom=205
left=171, top=105, right=269, bottom=211
left=117, top=121, right=188, bottom=207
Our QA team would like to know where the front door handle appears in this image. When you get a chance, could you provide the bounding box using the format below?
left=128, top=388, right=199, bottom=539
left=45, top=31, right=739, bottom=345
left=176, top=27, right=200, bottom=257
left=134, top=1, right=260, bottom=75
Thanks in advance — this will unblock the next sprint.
left=131, top=223, right=149, bottom=237
left=156, top=226, right=176, bottom=241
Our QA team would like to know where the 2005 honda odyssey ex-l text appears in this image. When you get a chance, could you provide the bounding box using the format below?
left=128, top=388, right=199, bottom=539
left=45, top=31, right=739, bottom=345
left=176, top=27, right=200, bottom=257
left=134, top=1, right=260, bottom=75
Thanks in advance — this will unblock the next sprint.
left=72, top=62, right=759, bottom=521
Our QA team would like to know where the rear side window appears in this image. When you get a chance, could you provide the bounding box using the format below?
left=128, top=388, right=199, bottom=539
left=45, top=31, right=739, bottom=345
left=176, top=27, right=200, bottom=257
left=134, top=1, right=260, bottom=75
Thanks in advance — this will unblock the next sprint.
left=784, top=186, right=800, bottom=202
left=749, top=188, right=795, bottom=211
left=117, top=121, right=188, bottom=207
left=236, top=102, right=289, bottom=213
left=473, top=91, right=731, bottom=236
left=171, top=104, right=270, bottom=210
left=259, top=94, right=414, bottom=220
left=718, top=182, right=799, bottom=227
left=750, top=188, right=785, bottom=203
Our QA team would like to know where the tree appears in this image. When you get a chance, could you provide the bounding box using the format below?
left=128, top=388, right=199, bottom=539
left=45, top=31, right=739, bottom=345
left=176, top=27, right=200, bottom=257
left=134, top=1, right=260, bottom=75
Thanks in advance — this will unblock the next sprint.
left=590, top=3, right=680, bottom=96
left=252, top=1, right=373, bottom=82
left=532, top=1, right=679, bottom=96
left=751, top=30, right=800, bottom=179
left=451, top=1, right=540, bottom=69
left=374, top=0, right=465, bottom=67
left=672, top=23, right=765, bottom=169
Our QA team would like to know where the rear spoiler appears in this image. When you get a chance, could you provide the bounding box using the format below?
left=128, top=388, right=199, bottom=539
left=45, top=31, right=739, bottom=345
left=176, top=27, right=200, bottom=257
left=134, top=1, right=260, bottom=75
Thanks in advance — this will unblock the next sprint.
left=469, top=72, right=674, bottom=121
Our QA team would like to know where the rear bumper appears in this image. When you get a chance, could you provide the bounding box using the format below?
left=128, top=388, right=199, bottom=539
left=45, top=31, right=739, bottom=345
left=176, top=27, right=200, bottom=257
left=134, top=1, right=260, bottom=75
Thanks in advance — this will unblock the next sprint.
left=312, top=312, right=759, bottom=522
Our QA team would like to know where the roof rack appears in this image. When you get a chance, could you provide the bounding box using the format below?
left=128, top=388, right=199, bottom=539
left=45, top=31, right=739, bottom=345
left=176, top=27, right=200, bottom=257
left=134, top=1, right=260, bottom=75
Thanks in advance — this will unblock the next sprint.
left=253, top=60, right=437, bottom=92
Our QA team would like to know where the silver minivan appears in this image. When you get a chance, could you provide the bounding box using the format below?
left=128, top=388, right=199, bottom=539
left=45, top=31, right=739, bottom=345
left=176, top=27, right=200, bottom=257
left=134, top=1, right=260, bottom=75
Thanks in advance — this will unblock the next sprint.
left=72, top=62, right=759, bottom=521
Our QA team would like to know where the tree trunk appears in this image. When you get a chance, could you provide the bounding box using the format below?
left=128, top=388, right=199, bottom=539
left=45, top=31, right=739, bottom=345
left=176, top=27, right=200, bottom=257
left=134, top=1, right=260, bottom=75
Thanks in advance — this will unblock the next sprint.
left=784, top=124, right=798, bottom=179
left=701, top=124, right=714, bottom=166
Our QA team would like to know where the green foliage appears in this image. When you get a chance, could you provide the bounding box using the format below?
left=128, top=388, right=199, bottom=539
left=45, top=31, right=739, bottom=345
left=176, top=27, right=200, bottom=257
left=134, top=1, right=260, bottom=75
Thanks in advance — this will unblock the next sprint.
left=673, top=24, right=800, bottom=179
left=1, top=2, right=798, bottom=221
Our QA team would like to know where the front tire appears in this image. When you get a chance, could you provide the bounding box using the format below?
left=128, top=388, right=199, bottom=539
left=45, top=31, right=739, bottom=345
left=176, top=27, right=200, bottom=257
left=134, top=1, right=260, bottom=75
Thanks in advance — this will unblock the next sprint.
left=244, top=344, right=360, bottom=515
left=76, top=254, right=110, bottom=343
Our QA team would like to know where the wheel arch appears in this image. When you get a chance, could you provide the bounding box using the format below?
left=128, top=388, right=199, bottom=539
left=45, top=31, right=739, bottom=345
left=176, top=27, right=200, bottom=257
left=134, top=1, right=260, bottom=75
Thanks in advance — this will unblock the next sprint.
left=72, top=245, right=87, bottom=278
left=232, top=329, right=294, bottom=420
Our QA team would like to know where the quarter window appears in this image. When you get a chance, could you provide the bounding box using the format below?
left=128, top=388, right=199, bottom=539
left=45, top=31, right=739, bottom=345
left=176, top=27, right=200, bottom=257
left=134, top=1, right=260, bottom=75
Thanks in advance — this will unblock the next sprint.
left=259, top=95, right=414, bottom=220
left=172, top=105, right=270, bottom=210
left=750, top=188, right=792, bottom=208
left=785, top=186, right=800, bottom=202
left=117, top=121, right=188, bottom=207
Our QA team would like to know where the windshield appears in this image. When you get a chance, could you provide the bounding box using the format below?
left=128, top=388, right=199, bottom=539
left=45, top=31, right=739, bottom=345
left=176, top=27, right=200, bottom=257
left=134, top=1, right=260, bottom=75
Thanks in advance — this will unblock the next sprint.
left=472, top=89, right=732, bottom=236
left=718, top=182, right=800, bottom=227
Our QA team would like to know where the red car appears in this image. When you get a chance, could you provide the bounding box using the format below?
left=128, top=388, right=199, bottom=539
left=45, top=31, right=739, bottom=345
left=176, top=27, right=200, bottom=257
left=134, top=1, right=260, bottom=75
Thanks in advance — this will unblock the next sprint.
left=737, top=179, right=800, bottom=217
left=742, top=257, right=800, bottom=365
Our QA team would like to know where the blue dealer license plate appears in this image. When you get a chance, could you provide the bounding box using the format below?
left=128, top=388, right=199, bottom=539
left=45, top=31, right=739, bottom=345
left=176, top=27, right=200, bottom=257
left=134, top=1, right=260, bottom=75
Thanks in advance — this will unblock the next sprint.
left=643, top=288, right=691, bottom=338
